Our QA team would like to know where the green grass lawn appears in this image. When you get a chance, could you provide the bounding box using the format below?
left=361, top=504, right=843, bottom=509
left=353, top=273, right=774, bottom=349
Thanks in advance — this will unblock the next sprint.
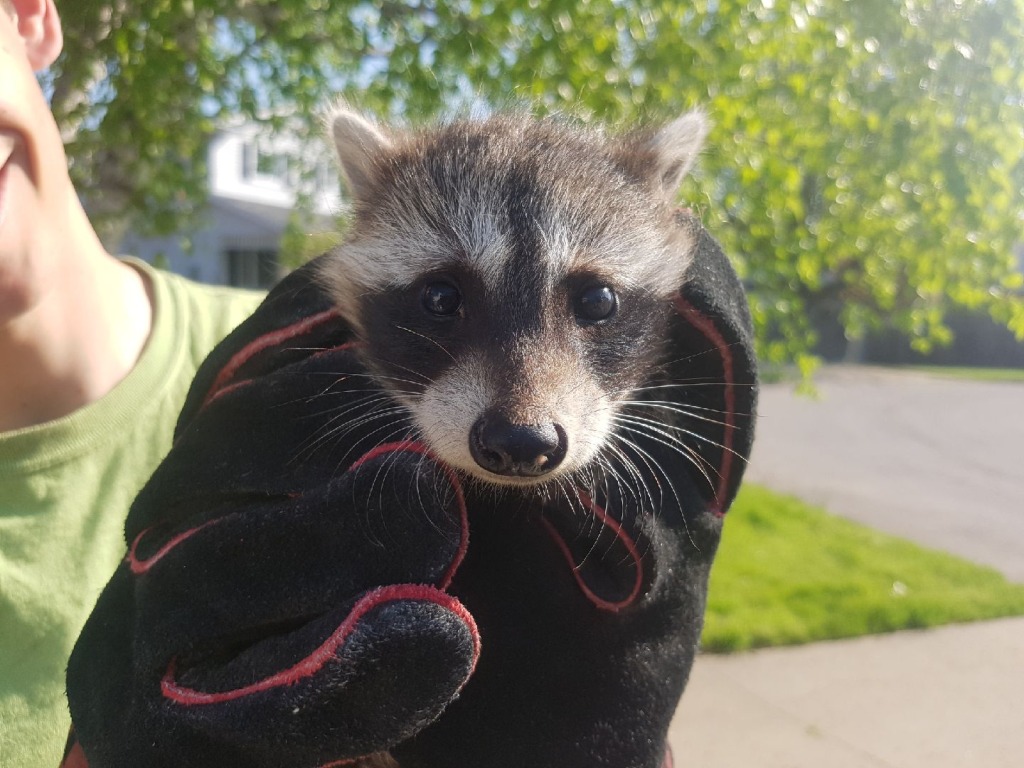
left=903, top=365, right=1024, bottom=382
left=701, top=484, right=1024, bottom=653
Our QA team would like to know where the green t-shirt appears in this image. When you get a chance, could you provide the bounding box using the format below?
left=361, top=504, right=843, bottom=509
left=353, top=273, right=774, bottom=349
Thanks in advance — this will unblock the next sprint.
left=0, top=260, right=262, bottom=767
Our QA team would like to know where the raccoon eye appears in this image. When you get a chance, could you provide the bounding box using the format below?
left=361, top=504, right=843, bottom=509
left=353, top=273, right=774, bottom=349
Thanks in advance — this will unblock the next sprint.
left=574, top=284, right=617, bottom=323
left=422, top=281, right=462, bottom=317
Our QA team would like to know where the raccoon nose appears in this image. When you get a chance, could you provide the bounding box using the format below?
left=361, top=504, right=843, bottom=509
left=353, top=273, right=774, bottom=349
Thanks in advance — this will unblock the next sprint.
left=470, top=413, right=567, bottom=478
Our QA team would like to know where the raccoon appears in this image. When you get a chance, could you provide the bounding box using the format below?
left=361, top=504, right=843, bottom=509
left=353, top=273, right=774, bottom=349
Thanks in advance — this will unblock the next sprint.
left=318, top=105, right=709, bottom=491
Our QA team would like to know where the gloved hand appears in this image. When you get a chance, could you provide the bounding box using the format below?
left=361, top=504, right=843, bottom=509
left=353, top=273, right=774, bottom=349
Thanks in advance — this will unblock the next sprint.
left=390, top=216, right=758, bottom=768
left=65, top=264, right=479, bottom=768
left=66, top=217, right=756, bottom=768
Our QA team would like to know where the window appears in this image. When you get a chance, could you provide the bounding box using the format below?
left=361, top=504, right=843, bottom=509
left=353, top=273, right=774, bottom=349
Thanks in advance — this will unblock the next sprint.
left=241, top=139, right=289, bottom=183
left=226, top=249, right=278, bottom=289
left=241, top=141, right=257, bottom=180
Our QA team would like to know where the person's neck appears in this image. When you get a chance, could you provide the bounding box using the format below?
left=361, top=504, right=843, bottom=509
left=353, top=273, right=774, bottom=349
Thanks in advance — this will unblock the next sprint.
left=0, top=198, right=153, bottom=433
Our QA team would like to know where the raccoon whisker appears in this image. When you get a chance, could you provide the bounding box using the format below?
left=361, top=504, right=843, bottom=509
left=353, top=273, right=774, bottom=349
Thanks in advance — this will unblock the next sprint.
left=393, top=325, right=457, bottom=363
left=412, top=445, right=465, bottom=541
left=294, top=399, right=404, bottom=461
left=378, top=362, right=436, bottom=389
left=268, top=378, right=380, bottom=409
left=601, top=379, right=752, bottom=417
left=333, top=416, right=417, bottom=471
left=612, top=420, right=723, bottom=489
left=552, top=468, right=606, bottom=548
left=343, top=426, right=422, bottom=542
left=304, top=404, right=411, bottom=470
left=300, top=391, right=393, bottom=422
left=330, top=407, right=412, bottom=452
left=362, top=429, right=423, bottom=531
left=297, top=414, right=410, bottom=472
left=626, top=380, right=757, bottom=392
left=323, top=372, right=433, bottom=392
left=606, top=432, right=699, bottom=553
left=550, top=473, right=612, bottom=572
left=611, top=420, right=719, bottom=492
left=621, top=408, right=742, bottom=447
left=627, top=414, right=741, bottom=452
left=584, top=451, right=658, bottom=565
left=302, top=369, right=434, bottom=397
left=601, top=456, right=659, bottom=568
left=289, top=396, right=394, bottom=461
left=583, top=462, right=610, bottom=509
left=601, top=440, right=664, bottom=543
left=354, top=423, right=424, bottom=551
left=616, top=412, right=749, bottom=465
left=291, top=391, right=386, bottom=425
left=620, top=401, right=738, bottom=431
left=607, top=380, right=725, bottom=399
left=551, top=474, right=583, bottom=521
left=573, top=444, right=623, bottom=514
left=573, top=452, right=638, bottom=555
left=597, top=444, right=653, bottom=516
left=621, top=398, right=754, bottom=420
left=657, top=340, right=749, bottom=370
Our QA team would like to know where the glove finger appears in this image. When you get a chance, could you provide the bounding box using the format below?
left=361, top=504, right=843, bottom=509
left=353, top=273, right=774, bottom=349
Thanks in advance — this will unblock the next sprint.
left=128, top=345, right=385, bottom=536
left=129, top=443, right=468, bottom=677
left=539, top=486, right=655, bottom=613
left=68, top=577, right=479, bottom=768
left=538, top=428, right=730, bottom=612
left=664, top=217, right=757, bottom=516
left=160, top=586, right=479, bottom=768
left=176, top=257, right=350, bottom=432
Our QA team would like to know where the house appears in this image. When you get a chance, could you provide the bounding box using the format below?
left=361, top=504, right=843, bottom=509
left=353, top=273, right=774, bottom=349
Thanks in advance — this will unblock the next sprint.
left=814, top=245, right=1024, bottom=367
left=119, top=123, right=342, bottom=289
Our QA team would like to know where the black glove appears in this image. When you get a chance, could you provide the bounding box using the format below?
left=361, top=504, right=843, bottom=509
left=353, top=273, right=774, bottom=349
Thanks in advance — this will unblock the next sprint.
left=66, top=218, right=756, bottom=768
left=66, top=265, right=479, bottom=768
left=390, top=216, right=758, bottom=768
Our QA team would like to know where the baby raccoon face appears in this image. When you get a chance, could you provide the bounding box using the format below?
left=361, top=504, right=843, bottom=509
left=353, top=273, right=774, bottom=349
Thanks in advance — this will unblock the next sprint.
left=320, top=107, right=708, bottom=486
left=357, top=247, right=670, bottom=485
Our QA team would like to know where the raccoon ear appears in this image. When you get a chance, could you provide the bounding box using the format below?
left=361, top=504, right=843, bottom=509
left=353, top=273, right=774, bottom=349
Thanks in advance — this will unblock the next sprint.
left=326, top=102, right=394, bottom=202
left=623, top=109, right=711, bottom=200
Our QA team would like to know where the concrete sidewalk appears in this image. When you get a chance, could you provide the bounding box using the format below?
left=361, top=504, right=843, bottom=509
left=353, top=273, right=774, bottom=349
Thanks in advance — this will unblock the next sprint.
left=667, top=616, right=1024, bottom=767
left=745, top=366, right=1024, bottom=582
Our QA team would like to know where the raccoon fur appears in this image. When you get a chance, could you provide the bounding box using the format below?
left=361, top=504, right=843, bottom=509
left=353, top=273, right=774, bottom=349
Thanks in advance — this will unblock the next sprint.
left=318, top=105, right=710, bottom=490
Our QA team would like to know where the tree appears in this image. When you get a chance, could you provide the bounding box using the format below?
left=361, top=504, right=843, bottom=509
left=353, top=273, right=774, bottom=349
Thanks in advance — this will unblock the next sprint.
left=48, top=0, right=1024, bottom=363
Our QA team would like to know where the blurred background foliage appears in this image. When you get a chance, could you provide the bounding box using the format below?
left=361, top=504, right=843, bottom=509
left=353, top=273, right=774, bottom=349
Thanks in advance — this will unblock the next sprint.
left=46, top=0, right=1024, bottom=365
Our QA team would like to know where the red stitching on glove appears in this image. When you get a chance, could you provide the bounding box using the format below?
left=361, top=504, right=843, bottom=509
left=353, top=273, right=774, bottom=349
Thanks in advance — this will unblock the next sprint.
left=126, top=491, right=303, bottom=575
left=161, top=584, right=479, bottom=705
left=126, top=442, right=468, bottom=582
left=671, top=295, right=736, bottom=517
left=201, top=309, right=346, bottom=407
left=541, top=489, right=644, bottom=613
left=59, top=738, right=89, bottom=768
left=127, top=518, right=222, bottom=575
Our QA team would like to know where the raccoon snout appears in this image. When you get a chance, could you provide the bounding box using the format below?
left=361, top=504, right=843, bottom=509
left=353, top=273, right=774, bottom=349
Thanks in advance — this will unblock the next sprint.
left=470, top=412, right=568, bottom=478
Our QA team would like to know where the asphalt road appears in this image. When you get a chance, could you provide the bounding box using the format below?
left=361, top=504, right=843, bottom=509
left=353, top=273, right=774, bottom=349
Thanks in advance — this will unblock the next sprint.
left=743, top=365, right=1024, bottom=582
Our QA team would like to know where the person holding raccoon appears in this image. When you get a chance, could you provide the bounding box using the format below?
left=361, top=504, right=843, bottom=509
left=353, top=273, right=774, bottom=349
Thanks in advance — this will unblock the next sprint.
left=0, top=1, right=261, bottom=764
left=60, top=114, right=758, bottom=768
left=3, top=1, right=758, bottom=767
